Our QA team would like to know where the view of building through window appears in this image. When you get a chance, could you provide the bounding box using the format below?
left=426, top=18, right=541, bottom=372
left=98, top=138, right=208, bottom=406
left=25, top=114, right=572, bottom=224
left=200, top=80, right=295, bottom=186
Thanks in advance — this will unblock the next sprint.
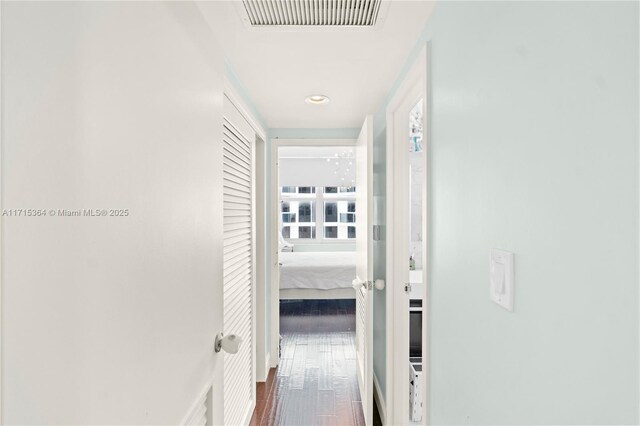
left=281, top=186, right=356, bottom=240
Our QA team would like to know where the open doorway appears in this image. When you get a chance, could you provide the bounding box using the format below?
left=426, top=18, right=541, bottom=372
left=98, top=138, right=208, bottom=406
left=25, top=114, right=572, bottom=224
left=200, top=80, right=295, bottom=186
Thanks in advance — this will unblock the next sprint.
left=268, top=140, right=365, bottom=424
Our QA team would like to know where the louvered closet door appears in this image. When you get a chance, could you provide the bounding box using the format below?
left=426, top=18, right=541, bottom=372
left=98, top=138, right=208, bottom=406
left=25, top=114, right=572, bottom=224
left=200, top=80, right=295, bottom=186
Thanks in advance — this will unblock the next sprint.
left=223, top=97, right=255, bottom=426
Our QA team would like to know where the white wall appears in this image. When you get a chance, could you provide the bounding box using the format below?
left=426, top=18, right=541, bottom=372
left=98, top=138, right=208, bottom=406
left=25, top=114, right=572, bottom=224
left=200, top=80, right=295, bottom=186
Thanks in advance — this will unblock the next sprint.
left=427, top=2, right=638, bottom=423
left=374, top=1, right=639, bottom=423
left=2, top=2, right=226, bottom=423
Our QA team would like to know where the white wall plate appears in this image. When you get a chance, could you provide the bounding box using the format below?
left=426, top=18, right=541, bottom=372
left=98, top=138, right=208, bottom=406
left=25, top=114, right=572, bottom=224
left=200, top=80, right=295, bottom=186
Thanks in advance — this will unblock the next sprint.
left=490, top=248, right=514, bottom=311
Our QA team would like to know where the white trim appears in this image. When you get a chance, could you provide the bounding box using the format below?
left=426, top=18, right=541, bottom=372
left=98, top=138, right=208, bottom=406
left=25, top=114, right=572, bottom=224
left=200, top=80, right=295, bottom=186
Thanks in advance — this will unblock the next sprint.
left=251, top=119, right=258, bottom=422
left=263, top=352, right=271, bottom=381
left=254, top=134, right=268, bottom=383
left=181, top=379, right=213, bottom=426
left=270, top=140, right=280, bottom=370
left=373, top=372, right=387, bottom=426
left=385, top=44, right=429, bottom=426
left=0, top=2, right=4, bottom=421
left=240, top=398, right=255, bottom=426
left=422, top=45, right=431, bottom=426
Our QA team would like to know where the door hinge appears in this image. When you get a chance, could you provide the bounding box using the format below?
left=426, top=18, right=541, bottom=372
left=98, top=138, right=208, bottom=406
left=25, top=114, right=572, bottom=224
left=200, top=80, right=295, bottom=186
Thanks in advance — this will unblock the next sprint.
left=373, top=225, right=381, bottom=241
left=404, top=283, right=412, bottom=294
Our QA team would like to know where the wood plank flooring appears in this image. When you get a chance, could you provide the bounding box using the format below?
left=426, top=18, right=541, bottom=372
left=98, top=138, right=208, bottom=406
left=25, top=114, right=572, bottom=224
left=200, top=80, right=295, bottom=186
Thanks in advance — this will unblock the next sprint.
left=250, top=300, right=364, bottom=426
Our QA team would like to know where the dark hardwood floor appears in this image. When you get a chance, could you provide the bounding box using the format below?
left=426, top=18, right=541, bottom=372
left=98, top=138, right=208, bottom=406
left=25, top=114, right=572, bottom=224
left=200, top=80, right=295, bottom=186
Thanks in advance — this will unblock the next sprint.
left=250, top=299, right=368, bottom=426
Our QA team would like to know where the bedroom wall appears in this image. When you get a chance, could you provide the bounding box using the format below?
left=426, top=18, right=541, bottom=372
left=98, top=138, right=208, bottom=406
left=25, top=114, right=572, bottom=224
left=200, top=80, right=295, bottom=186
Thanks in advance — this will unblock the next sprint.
left=2, top=2, right=228, bottom=423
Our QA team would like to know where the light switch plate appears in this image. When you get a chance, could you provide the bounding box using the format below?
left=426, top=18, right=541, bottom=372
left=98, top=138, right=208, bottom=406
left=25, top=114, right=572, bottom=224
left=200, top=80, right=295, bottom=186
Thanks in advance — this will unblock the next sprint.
left=490, top=248, right=514, bottom=311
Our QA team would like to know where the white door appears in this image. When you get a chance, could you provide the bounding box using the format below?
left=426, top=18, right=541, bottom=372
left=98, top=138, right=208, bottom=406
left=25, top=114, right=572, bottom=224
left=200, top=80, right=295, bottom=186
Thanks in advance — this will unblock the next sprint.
left=222, top=95, right=256, bottom=426
left=354, top=115, right=374, bottom=425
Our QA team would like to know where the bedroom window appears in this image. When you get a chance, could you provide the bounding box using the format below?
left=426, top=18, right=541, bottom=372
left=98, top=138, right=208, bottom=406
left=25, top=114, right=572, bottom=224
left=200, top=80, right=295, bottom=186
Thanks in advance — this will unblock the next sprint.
left=324, top=226, right=337, bottom=238
left=298, top=226, right=316, bottom=239
left=281, top=186, right=356, bottom=241
left=325, top=203, right=338, bottom=222
left=323, top=200, right=356, bottom=239
left=298, top=202, right=315, bottom=222
left=324, top=186, right=355, bottom=194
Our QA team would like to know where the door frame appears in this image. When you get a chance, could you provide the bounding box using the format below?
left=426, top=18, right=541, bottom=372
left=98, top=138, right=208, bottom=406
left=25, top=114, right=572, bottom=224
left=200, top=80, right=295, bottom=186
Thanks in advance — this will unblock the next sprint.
left=385, top=44, right=429, bottom=425
left=268, top=138, right=356, bottom=369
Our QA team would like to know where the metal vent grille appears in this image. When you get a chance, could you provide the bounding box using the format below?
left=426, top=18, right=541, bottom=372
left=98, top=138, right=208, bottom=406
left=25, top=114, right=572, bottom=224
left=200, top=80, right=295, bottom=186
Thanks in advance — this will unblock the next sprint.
left=242, top=0, right=383, bottom=26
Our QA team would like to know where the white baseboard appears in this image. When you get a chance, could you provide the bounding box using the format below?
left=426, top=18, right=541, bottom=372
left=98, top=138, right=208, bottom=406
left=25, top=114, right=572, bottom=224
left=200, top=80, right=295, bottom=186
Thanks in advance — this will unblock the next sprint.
left=241, top=400, right=254, bottom=426
left=264, top=352, right=271, bottom=378
left=269, top=338, right=280, bottom=369
left=373, top=371, right=387, bottom=425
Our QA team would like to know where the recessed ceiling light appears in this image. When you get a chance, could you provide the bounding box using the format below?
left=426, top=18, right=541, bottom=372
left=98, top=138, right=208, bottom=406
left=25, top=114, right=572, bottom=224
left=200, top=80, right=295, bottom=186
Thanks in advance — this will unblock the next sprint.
left=305, top=94, right=330, bottom=105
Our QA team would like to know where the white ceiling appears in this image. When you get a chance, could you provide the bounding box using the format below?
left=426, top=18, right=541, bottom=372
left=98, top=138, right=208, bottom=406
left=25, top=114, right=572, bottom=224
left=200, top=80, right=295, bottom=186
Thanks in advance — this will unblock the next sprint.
left=197, top=1, right=435, bottom=129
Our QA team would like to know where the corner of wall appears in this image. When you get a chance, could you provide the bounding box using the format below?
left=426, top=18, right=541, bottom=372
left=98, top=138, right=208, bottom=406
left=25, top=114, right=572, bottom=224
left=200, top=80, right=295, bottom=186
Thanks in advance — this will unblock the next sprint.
left=224, top=61, right=268, bottom=132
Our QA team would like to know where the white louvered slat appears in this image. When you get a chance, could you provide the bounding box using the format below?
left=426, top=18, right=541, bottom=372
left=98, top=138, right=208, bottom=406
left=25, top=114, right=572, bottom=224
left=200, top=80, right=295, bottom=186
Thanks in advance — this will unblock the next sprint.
left=224, top=123, right=251, bottom=145
left=224, top=220, right=251, bottom=232
left=223, top=243, right=251, bottom=259
left=223, top=263, right=250, bottom=285
left=223, top=106, right=254, bottom=426
left=223, top=168, right=250, bottom=185
left=223, top=220, right=251, bottom=230
left=224, top=181, right=251, bottom=196
left=224, top=131, right=251, bottom=155
left=222, top=144, right=248, bottom=162
left=223, top=238, right=252, bottom=256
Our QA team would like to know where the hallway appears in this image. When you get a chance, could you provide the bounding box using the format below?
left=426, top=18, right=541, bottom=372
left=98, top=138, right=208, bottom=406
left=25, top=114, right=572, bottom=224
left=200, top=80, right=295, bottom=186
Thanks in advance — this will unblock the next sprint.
left=2, top=2, right=638, bottom=424
left=250, top=300, right=365, bottom=426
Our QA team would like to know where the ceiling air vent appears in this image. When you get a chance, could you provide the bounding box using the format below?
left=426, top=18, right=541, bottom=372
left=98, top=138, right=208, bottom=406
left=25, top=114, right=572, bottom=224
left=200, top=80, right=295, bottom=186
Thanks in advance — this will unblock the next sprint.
left=241, top=0, right=383, bottom=27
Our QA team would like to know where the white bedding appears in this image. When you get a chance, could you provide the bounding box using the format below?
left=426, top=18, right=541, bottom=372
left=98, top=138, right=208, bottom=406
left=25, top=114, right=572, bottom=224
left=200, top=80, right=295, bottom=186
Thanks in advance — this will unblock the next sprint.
left=279, top=251, right=356, bottom=290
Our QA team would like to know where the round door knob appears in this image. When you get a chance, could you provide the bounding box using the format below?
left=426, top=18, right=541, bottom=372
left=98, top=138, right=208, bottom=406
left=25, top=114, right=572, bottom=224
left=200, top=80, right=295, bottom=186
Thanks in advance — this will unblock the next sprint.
left=352, top=277, right=365, bottom=290
left=215, top=332, right=243, bottom=354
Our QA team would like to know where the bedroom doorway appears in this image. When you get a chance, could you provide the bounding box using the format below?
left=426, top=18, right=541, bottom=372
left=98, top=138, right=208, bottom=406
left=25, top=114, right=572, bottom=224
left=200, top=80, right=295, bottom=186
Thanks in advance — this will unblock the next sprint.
left=386, top=44, right=428, bottom=425
left=265, top=121, right=375, bottom=424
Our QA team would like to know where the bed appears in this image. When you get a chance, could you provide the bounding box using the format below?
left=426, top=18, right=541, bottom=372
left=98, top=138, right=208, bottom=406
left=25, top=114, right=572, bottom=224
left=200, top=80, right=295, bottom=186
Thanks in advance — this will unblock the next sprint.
left=279, top=251, right=356, bottom=299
